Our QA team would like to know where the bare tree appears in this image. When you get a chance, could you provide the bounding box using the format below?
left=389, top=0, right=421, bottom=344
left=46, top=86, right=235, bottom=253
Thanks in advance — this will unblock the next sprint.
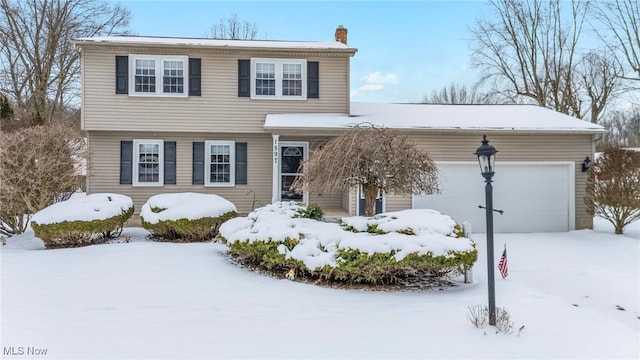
left=585, top=148, right=640, bottom=235
left=0, top=122, right=87, bottom=235
left=292, top=125, right=440, bottom=217
left=0, top=0, right=130, bottom=126
left=592, top=0, right=640, bottom=81
left=470, top=0, right=621, bottom=123
left=598, top=107, right=640, bottom=149
left=422, top=82, right=494, bottom=104
left=577, top=51, right=623, bottom=123
left=208, top=13, right=260, bottom=40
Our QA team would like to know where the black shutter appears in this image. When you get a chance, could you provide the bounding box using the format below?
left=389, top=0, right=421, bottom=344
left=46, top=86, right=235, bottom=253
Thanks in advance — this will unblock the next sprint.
left=192, top=142, right=205, bottom=185
left=189, top=58, right=201, bottom=96
left=120, top=141, right=133, bottom=184
left=164, top=141, right=176, bottom=185
left=115, top=56, right=128, bottom=94
left=238, top=59, right=250, bottom=97
left=235, top=142, right=247, bottom=185
left=307, top=61, right=319, bottom=99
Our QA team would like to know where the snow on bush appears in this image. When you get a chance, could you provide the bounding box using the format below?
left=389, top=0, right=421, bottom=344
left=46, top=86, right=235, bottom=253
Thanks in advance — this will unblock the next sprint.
left=141, top=193, right=237, bottom=242
left=140, top=192, right=237, bottom=224
left=31, top=193, right=133, bottom=225
left=339, top=209, right=462, bottom=236
left=30, top=193, right=134, bottom=248
left=219, top=202, right=477, bottom=284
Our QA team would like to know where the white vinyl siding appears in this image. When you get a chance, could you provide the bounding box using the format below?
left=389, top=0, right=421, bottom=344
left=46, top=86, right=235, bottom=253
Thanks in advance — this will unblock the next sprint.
left=88, top=132, right=273, bottom=215
left=81, top=47, right=351, bottom=133
left=133, top=139, right=164, bottom=186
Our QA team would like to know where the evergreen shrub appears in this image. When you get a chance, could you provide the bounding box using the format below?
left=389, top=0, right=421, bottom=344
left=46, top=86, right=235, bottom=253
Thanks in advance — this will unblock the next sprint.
left=31, top=206, right=134, bottom=249
left=142, top=211, right=237, bottom=242
left=220, top=203, right=477, bottom=287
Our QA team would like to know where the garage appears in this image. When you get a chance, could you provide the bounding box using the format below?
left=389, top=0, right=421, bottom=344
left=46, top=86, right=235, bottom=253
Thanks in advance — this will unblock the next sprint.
left=412, top=162, right=575, bottom=233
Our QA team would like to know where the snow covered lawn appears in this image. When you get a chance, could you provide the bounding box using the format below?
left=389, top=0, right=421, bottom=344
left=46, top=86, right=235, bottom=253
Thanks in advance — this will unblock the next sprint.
left=1, top=218, right=638, bottom=359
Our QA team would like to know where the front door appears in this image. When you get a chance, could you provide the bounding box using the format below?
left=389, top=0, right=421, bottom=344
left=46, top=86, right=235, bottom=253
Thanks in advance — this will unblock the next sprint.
left=279, top=142, right=308, bottom=203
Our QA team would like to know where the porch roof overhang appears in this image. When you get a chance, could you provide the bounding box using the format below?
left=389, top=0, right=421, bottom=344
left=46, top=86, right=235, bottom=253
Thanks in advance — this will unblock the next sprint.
left=264, top=102, right=608, bottom=134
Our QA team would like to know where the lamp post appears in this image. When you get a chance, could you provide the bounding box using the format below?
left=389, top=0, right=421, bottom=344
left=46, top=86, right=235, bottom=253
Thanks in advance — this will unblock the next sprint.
left=474, top=134, right=498, bottom=326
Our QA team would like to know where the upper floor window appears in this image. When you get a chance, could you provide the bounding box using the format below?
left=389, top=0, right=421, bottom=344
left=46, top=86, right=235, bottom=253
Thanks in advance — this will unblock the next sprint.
left=163, top=60, right=184, bottom=93
left=251, top=58, right=307, bottom=100
left=130, top=55, right=188, bottom=97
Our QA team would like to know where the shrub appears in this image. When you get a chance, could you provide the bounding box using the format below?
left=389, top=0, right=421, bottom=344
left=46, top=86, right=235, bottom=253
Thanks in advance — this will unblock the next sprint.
left=219, top=203, right=478, bottom=287
left=467, top=305, right=515, bottom=334
left=226, top=238, right=306, bottom=274
left=141, top=193, right=238, bottom=242
left=585, top=148, right=640, bottom=234
left=317, top=248, right=477, bottom=285
left=294, top=203, right=324, bottom=220
left=31, top=206, right=133, bottom=249
left=224, top=236, right=477, bottom=286
left=142, top=212, right=237, bottom=242
left=0, top=123, right=86, bottom=235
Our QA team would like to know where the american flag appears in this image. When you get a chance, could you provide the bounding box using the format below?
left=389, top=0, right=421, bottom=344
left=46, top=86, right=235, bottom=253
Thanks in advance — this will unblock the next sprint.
left=498, top=246, right=508, bottom=279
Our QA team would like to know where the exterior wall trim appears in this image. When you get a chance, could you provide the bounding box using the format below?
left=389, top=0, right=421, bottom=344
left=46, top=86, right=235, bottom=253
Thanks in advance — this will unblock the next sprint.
left=271, top=134, right=280, bottom=203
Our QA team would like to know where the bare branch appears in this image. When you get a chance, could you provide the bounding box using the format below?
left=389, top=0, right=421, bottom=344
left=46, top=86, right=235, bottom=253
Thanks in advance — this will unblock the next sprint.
left=208, top=13, right=260, bottom=40
left=292, top=125, right=439, bottom=216
left=470, top=0, right=621, bottom=123
left=0, top=0, right=130, bottom=125
left=585, top=148, right=640, bottom=234
left=592, top=0, right=640, bottom=81
left=0, top=122, right=87, bottom=235
left=422, top=82, right=496, bottom=104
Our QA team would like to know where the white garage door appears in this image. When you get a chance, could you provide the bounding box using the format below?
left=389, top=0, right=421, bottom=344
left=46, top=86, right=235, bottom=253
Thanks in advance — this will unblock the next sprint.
left=412, top=162, right=574, bottom=233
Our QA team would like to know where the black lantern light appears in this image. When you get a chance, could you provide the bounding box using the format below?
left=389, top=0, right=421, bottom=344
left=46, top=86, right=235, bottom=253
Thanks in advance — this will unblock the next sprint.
left=582, top=156, right=591, bottom=172
left=474, top=135, right=498, bottom=179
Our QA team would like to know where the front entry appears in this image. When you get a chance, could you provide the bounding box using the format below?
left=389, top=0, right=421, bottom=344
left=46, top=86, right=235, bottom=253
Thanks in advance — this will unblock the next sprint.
left=358, top=185, right=383, bottom=216
left=279, top=142, right=308, bottom=203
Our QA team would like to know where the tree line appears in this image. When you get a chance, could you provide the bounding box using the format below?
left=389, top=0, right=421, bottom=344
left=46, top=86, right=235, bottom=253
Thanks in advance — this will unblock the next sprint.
left=422, top=0, right=639, bottom=148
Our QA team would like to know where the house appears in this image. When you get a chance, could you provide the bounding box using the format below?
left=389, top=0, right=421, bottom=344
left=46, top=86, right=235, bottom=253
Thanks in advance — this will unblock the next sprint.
left=72, top=26, right=606, bottom=233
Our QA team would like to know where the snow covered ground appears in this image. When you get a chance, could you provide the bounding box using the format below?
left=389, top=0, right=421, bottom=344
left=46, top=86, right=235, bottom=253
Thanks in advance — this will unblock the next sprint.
left=1, top=217, right=638, bottom=359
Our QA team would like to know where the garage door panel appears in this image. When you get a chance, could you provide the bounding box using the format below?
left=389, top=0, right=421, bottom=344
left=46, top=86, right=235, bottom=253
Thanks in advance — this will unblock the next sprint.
left=413, top=163, right=572, bottom=233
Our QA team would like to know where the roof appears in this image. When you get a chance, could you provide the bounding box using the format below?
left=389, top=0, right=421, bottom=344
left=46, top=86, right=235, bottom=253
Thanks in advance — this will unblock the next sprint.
left=71, top=35, right=357, bottom=54
left=264, top=102, right=607, bottom=134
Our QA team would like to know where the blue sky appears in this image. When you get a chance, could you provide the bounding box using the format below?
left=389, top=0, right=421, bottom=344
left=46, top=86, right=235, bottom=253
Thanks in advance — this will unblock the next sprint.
left=117, top=0, right=491, bottom=103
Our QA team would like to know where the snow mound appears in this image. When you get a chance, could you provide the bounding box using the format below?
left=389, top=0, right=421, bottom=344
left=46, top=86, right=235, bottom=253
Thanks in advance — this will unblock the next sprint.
left=141, top=192, right=237, bottom=224
left=220, top=202, right=476, bottom=270
left=31, top=193, right=133, bottom=225
left=340, top=209, right=459, bottom=236
left=219, top=201, right=308, bottom=243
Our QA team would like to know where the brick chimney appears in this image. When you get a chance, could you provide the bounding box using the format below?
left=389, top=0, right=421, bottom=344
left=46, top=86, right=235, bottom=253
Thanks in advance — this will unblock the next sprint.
left=335, top=25, right=347, bottom=45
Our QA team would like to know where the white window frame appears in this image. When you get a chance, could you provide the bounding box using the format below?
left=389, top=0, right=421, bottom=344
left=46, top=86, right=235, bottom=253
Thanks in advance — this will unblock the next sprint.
left=133, top=139, right=164, bottom=187
left=250, top=58, right=307, bottom=100
left=205, top=140, right=235, bottom=187
left=129, top=55, right=188, bottom=97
